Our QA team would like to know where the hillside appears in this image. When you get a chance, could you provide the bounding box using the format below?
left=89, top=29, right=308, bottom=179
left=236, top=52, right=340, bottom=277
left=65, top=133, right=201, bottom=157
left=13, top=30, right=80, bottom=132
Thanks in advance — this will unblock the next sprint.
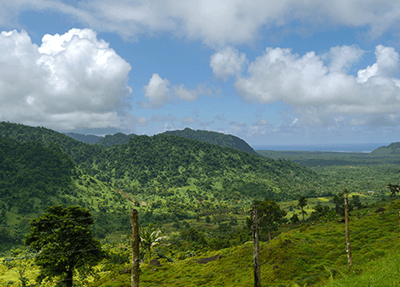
left=62, top=132, right=103, bottom=144
left=162, top=127, right=257, bottom=155
left=96, top=132, right=137, bottom=147
left=0, top=121, right=327, bottom=253
left=369, top=142, right=400, bottom=156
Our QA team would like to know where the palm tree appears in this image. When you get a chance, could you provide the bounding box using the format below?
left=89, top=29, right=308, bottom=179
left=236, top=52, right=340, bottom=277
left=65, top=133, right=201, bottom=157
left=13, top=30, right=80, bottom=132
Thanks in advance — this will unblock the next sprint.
left=298, top=196, right=308, bottom=221
left=140, top=223, right=163, bottom=262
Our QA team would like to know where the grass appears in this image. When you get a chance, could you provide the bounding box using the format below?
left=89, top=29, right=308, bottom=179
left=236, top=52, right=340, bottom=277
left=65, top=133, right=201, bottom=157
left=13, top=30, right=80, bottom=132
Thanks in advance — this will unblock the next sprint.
left=2, top=197, right=399, bottom=286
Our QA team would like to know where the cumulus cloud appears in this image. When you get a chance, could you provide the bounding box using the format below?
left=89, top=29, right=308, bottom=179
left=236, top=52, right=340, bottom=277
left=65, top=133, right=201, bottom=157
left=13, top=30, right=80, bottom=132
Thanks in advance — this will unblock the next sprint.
left=232, top=45, right=400, bottom=126
left=139, top=73, right=212, bottom=108
left=138, top=73, right=171, bottom=108
left=0, top=28, right=133, bottom=131
left=3, top=0, right=400, bottom=46
left=210, top=46, right=247, bottom=80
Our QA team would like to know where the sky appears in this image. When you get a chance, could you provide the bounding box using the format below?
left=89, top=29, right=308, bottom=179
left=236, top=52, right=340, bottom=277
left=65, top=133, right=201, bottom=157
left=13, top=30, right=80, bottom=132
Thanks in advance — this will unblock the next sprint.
left=2, top=1, right=400, bottom=147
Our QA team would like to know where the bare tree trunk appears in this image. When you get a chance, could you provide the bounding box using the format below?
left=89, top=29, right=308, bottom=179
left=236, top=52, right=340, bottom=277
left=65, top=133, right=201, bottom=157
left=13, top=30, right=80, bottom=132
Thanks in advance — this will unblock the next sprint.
left=344, top=196, right=353, bottom=266
left=252, top=204, right=261, bottom=287
left=131, top=209, right=140, bottom=287
left=66, top=270, right=73, bottom=287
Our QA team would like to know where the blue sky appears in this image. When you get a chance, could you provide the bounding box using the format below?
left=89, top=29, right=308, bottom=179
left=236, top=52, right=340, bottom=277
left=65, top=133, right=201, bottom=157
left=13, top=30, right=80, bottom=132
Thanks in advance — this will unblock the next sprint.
left=2, top=1, right=400, bottom=147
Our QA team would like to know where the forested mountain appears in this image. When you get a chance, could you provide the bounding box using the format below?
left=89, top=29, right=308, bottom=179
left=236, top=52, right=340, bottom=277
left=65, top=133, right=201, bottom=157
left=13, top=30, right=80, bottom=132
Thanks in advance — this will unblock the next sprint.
left=370, top=142, right=400, bottom=156
left=0, top=121, right=104, bottom=165
left=63, top=132, right=103, bottom=144
left=96, top=132, right=136, bottom=147
left=0, top=121, right=327, bottom=248
left=0, top=121, right=322, bottom=202
left=162, top=128, right=257, bottom=154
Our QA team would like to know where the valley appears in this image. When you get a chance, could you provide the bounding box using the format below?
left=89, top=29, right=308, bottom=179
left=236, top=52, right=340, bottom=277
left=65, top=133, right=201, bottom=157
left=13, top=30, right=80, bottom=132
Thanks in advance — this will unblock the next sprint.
left=1, top=121, right=400, bottom=286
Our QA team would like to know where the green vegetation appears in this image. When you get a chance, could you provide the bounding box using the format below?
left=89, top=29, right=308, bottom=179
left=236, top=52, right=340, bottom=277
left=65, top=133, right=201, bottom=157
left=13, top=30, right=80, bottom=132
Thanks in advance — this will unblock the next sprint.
left=24, top=205, right=105, bottom=287
left=3, top=121, right=400, bottom=286
left=163, top=127, right=257, bottom=154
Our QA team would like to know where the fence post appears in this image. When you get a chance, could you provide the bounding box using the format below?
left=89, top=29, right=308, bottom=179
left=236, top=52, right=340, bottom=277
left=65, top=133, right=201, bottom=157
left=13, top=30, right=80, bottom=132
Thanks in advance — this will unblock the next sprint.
left=130, top=209, right=140, bottom=287
left=344, top=195, right=353, bottom=266
left=252, top=203, right=261, bottom=287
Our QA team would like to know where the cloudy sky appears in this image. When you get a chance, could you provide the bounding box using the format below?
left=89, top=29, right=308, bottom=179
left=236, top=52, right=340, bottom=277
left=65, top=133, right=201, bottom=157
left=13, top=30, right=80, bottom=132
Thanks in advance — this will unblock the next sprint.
left=2, top=0, right=400, bottom=147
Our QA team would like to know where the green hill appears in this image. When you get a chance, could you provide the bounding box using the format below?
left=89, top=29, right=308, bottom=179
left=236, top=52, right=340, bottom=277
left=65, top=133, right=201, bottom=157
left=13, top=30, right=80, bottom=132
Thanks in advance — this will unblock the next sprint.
left=369, top=142, right=400, bottom=156
left=162, top=128, right=257, bottom=155
left=63, top=132, right=103, bottom=144
left=96, top=132, right=137, bottom=147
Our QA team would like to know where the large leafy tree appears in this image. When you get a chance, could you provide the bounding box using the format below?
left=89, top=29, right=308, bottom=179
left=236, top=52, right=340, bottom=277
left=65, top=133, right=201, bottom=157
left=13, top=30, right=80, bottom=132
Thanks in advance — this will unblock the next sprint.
left=256, top=199, right=287, bottom=242
left=25, top=205, right=105, bottom=287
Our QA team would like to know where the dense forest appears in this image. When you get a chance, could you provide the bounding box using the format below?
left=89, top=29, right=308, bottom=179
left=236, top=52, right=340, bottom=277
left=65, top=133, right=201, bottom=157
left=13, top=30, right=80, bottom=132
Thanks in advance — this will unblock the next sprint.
left=162, top=127, right=257, bottom=154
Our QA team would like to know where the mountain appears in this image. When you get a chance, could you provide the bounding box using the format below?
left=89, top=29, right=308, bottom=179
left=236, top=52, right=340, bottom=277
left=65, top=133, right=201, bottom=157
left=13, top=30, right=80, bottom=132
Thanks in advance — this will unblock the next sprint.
left=369, top=142, right=400, bottom=156
left=0, top=121, right=322, bottom=200
left=0, top=121, right=327, bottom=249
left=0, top=121, right=104, bottom=166
left=63, top=132, right=103, bottom=144
left=162, top=128, right=257, bottom=155
left=96, top=132, right=137, bottom=147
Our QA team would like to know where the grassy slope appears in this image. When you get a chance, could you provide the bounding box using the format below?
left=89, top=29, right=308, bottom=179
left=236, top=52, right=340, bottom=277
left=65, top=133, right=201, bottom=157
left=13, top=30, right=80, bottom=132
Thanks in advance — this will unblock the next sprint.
left=2, top=197, right=399, bottom=286
left=87, top=198, right=400, bottom=286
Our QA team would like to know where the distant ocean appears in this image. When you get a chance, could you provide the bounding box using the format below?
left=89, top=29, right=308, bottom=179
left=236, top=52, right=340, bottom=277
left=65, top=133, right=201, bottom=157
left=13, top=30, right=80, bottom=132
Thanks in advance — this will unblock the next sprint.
left=252, top=143, right=389, bottom=153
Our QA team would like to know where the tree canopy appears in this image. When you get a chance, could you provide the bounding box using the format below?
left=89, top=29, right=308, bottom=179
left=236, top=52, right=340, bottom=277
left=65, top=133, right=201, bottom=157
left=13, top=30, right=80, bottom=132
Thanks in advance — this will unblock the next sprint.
left=24, top=205, right=105, bottom=287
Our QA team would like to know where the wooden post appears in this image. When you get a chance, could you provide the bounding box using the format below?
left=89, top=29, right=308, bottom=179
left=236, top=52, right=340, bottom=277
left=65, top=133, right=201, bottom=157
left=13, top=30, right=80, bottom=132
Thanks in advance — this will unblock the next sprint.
left=252, top=204, right=261, bottom=287
left=130, top=209, right=140, bottom=287
left=344, top=195, right=353, bottom=266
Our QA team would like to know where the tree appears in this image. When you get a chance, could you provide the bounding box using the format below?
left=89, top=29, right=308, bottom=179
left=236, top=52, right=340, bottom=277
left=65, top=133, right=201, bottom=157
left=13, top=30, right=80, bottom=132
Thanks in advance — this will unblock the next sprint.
left=256, top=199, right=287, bottom=242
left=25, top=205, right=105, bottom=287
left=387, top=183, right=400, bottom=197
left=351, top=195, right=362, bottom=209
left=140, top=223, right=162, bottom=262
left=298, top=196, right=308, bottom=221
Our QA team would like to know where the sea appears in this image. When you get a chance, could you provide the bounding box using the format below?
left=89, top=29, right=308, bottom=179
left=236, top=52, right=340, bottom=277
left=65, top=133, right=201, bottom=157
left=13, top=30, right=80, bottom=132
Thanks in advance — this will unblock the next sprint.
left=252, top=143, right=389, bottom=153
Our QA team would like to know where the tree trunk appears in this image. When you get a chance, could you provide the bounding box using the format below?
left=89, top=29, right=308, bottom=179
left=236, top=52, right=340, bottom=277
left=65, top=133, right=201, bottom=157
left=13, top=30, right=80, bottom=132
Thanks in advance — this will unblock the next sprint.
left=252, top=204, right=261, bottom=287
left=301, top=207, right=305, bottom=221
left=344, top=196, right=353, bottom=266
left=66, top=270, right=73, bottom=287
left=267, top=226, right=271, bottom=243
left=131, top=209, right=140, bottom=287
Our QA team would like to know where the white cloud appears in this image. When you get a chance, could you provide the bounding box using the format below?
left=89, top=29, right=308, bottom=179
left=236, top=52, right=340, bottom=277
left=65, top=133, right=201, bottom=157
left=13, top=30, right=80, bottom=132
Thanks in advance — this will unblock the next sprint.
left=357, top=45, right=399, bottom=83
left=233, top=45, right=400, bottom=126
left=139, top=74, right=212, bottom=108
left=229, top=121, right=247, bottom=134
left=162, top=122, right=175, bottom=132
left=3, top=1, right=400, bottom=46
left=137, top=116, right=148, bottom=126
left=139, top=73, right=171, bottom=108
left=290, top=118, right=299, bottom=127
left=173, top=84, right=210, bottom=102
left=0, top=28, right=133, bottom=131
left=181, top=117, right=196, bottom=124
left=210, top=46, right=247, bottom=80
left=325, top=45, right=365, bottom=73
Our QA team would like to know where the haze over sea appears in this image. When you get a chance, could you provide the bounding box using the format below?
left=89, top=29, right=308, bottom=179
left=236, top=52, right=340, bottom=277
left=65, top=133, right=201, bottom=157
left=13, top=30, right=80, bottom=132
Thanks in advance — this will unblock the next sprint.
left=253, top=143, right=389, bottom=153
